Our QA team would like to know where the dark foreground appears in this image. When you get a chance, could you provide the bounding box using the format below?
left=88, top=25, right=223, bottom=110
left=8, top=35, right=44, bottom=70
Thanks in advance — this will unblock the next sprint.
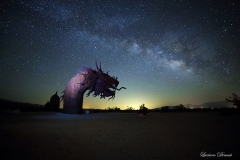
left=1, top=112, right=240, bottom=160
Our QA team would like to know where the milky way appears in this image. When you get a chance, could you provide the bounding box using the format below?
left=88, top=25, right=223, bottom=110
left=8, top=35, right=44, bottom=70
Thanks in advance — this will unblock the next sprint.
left=1, top=0, right=240, bottom=109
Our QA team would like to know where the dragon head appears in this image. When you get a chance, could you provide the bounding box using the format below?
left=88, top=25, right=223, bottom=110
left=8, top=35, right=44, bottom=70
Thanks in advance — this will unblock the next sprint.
left=82, top=62, right=126, bottom=100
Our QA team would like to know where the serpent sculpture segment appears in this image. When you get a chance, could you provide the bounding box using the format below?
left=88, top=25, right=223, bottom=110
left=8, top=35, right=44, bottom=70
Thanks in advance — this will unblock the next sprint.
left=63, top=62, right=126, bottom=114
left=50, top=91, right=60, bottom=111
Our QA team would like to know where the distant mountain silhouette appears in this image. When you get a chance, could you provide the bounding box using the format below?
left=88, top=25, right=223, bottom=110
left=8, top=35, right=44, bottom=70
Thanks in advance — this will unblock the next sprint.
left=203, top=101, right=233, bottom=108
left=154, top=101, right=233, bottom=110
left=186, top=101, right=233, bottom=109
left=0, top=98, right=43, bottom=111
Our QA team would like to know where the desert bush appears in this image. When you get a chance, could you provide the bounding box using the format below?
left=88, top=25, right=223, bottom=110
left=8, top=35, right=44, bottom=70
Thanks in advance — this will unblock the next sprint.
left=107, top=107, right=120, bottom=112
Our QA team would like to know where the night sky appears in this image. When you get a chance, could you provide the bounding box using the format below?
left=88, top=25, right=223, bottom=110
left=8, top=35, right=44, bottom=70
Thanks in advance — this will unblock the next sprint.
left=1, top=0, right=240, bottom=109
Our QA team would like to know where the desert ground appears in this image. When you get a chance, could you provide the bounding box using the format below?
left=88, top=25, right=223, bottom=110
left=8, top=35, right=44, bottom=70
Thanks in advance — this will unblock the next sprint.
left=1, top=111, right=240, bottom=160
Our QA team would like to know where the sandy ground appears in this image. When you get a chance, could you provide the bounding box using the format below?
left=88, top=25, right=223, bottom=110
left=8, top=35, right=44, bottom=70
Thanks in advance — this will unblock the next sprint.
left=1, top=111, right=240, bottom=160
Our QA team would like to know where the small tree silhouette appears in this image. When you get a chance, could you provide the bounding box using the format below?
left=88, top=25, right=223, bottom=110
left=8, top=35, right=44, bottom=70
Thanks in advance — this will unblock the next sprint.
left=161, top=106, right=169, bottom=112
left=175, top=104, right=186, bottom=111
left=125, top=106, right=134, bottom=110
left=139, top=104, right=148, bottom=115
left=114, top=107, right=120, bottom=111
left=225, top=93, right=240, bottom=108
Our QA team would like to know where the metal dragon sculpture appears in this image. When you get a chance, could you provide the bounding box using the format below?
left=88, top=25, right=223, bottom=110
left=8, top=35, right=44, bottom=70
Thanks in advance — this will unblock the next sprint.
left=62, top=62, right=126, bottom=114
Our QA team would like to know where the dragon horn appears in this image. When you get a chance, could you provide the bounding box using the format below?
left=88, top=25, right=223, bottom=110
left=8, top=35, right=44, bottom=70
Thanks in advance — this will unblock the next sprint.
left=96, top=61, right=102, bottom=72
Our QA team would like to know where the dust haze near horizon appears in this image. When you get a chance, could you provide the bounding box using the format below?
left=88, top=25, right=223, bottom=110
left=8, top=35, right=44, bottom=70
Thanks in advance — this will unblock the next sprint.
left=1, top=0, right=240, bottom=110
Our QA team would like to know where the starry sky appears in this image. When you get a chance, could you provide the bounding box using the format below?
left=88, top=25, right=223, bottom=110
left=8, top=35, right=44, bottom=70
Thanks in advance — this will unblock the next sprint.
left=1, top=0, right=240, bottom=110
